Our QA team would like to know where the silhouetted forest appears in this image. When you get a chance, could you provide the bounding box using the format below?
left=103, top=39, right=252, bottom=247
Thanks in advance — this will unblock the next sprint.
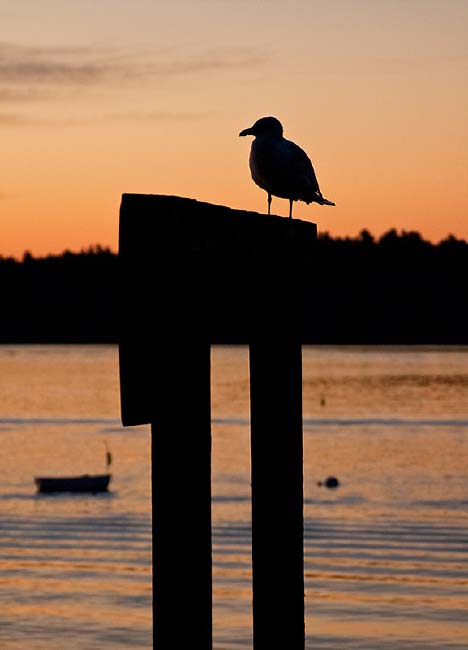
left=1, top=230, right=467, bottom=344
left=303, top=230, right=468, bottom=344
left=0, top=246, right=118, bottom=343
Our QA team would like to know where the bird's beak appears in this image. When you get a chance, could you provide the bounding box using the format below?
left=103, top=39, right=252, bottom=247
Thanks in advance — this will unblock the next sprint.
left=239, top=127, right=253, bottom=137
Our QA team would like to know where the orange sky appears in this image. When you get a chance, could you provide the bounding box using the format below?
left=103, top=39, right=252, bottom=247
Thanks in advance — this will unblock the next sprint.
left=1, top=0, right=467, bottom=258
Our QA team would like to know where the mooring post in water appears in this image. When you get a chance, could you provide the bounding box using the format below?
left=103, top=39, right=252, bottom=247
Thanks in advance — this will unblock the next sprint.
left=118, top=194, right=316, bottom=650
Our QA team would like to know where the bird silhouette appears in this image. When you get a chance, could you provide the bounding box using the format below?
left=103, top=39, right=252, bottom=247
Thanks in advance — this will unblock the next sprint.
left=239, top=116, right=335, bottom=218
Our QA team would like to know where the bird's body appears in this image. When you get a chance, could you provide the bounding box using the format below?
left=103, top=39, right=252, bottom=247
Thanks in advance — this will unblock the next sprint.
left=239, top=116, right=335, bottom=218
left=249, top=134, right=320, bottom=203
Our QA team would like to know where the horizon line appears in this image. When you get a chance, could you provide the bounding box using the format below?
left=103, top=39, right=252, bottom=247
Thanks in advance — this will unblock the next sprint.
left=2, top=227, right=468, bottom=262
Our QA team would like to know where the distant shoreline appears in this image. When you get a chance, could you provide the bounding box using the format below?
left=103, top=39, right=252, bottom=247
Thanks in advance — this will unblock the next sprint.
left=1, top=231, right=467, bottom=345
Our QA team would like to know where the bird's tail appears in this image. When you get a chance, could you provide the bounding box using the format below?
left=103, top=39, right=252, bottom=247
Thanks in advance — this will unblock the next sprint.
left=316, top=195, right=335, bottom=206
left=304, top=189, right=335, bottom=206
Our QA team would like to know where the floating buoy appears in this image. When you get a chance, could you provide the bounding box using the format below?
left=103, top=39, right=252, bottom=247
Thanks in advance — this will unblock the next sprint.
left=317, top=476, right=339, bottom=489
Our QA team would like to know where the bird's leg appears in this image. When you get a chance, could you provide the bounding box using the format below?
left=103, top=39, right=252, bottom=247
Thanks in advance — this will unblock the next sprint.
left=289, top=199, right=293, bottom=219
left=267, top=193, right=272, bottom=215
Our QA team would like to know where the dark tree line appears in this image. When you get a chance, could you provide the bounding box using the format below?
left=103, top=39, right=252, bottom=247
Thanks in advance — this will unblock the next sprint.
left=302, top=230, right=468, bottom=343
left=1, top=231, right=467, bottom=343
left=0, top=246, right=118, bottom=343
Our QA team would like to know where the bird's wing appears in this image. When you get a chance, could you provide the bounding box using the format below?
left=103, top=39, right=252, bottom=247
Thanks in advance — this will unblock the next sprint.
left=283, top=139, right=320, bottom=195
left=250, top=136, right=322, bottom=200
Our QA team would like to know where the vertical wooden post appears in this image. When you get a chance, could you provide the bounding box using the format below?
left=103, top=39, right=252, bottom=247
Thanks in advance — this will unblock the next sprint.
left=118, top=195, right=315, bottom=650
left=249, top=249, right=305, bottom=650
left=152, top=341, right=212, bottom=650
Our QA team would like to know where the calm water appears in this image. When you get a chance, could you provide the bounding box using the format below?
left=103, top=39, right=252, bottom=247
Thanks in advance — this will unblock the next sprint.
left=1, top=345, right=468, bottom=649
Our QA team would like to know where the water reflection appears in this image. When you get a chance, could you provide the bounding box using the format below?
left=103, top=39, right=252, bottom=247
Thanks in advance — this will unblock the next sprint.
left=212, top=345, right=468, bottom=650
left=1, top=345, right=468, bottom=649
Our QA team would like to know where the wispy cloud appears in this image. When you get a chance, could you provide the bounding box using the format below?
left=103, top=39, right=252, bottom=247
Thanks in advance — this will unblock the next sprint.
left=0, top=42, right=269, bottom=127
left=138, top=47, right=268, bottom=77
left=0, top=42, right=269, bottom=87
left=0, top=43, right=123, bottom=85
left=0, top=87, right=56, bottom=102
left=0, top=112, right=41, bottom=125
left=0, top=109, right=211, bottom=127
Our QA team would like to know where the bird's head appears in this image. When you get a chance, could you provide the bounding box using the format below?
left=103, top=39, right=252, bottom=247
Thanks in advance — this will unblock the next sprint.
left=239, top=116, right=283, bottom=138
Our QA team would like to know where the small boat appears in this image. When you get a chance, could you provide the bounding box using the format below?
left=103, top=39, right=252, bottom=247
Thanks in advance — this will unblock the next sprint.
left=35, top=473, right=111, bottom=494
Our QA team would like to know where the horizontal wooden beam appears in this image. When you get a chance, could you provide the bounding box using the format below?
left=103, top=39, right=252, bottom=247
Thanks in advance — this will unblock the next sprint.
left=119, top=193, right=316, bottom=254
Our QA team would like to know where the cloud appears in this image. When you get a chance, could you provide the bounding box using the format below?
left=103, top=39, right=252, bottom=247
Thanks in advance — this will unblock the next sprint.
left=0, top=42, right=270, bottom=127
left=0, top=42, right=269, bottom=88
left=137, top=47, right=268, bottom=77
left=0, top=43, right=117, bottom=85
left=0, top=109, right=211, bottom=128
left=0, top=112, right=41, bottom=125
left=0, top=87, right=55, bottom=102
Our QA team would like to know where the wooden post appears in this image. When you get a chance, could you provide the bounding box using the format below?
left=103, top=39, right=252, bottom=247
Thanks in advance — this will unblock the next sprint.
left=152, top=342, right=212, bottom=650
left=250, top=340, right=304, bottom=649
left=249, top=243, right=304, bottom=650
left=118, top=194, right=315, bottom=650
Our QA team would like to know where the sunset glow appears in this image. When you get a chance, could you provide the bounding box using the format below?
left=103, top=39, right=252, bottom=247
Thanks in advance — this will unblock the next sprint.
left=1, top=0, right=467, bottom=257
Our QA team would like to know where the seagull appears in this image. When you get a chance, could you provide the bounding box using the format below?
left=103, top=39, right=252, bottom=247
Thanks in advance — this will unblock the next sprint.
left=239, top=116, right=335, bottom=218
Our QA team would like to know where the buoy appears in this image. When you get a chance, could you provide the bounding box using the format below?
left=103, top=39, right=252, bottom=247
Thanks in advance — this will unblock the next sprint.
left=317, top=476, right=339, bottom=489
